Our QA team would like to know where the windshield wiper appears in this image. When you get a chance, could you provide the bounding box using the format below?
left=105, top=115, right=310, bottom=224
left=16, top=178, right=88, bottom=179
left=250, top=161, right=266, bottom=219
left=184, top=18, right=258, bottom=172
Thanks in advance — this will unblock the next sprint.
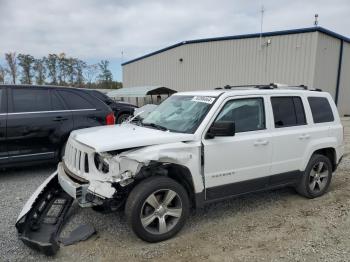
left=142, top=122, right=168, bottom=131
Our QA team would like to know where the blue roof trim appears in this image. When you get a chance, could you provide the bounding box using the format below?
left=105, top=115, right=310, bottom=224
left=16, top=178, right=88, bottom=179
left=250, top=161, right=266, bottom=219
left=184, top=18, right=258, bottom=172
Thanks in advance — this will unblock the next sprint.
left=122, top=27, right=350, bottom=66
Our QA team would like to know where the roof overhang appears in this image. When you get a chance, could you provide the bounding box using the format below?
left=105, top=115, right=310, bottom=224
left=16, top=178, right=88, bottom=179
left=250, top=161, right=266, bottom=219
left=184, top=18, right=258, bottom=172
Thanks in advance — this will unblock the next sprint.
left=107, top=86, right=177, bottom=98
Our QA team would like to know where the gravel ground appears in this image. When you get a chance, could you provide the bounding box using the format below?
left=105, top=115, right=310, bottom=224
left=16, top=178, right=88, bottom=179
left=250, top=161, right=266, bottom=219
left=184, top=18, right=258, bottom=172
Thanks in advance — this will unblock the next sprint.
left=1, top=119, right=350, bottom=262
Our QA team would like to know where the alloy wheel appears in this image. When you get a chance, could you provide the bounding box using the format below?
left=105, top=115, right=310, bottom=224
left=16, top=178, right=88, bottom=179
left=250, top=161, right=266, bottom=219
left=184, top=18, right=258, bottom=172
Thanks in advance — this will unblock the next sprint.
left=140, top=189, right=182, bottom=235
left=309, top=161, right=329, bottom=193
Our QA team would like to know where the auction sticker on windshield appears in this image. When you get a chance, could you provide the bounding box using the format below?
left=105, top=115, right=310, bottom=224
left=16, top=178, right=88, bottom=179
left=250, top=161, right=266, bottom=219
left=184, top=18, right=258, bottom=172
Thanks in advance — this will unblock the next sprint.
left=191, top=96, right=215, bottom=104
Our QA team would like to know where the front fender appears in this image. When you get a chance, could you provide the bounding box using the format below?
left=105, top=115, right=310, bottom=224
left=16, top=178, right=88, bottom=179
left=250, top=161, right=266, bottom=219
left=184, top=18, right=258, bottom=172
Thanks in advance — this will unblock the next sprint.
left=120, top=142, right=204, bottom=193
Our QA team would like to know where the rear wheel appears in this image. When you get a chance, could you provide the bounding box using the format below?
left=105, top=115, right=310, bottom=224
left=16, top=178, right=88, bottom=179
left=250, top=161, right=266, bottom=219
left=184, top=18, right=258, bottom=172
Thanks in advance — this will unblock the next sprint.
left=117, top=113, right=130, bottom=124
left=125, top=176, right=190, bottom=242
left=296, top=154, right=332, bottom=198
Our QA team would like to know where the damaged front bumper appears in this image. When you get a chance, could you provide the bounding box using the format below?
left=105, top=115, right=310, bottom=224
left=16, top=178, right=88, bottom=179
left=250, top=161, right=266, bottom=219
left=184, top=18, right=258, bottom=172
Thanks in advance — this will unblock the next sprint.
left=57, top=162, right=116, bottom=207
left=15, top=163, right=121, bottom=255
left=15, top=172, right=74, bottom=256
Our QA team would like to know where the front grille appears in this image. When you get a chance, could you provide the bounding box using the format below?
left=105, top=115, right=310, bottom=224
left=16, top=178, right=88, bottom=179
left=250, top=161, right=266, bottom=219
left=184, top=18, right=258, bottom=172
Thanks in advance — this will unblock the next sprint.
left=64, top=139, right=90, bottom=176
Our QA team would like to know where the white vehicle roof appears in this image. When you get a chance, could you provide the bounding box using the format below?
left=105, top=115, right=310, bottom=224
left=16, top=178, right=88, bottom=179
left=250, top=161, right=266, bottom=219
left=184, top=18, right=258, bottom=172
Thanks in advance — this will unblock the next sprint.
left=175, top=86, right=330, bottom=98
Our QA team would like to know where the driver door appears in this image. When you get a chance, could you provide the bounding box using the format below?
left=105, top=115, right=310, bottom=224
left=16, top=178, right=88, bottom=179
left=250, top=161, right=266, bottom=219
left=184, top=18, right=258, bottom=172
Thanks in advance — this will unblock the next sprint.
left=202, top=96, right=273, bottom=200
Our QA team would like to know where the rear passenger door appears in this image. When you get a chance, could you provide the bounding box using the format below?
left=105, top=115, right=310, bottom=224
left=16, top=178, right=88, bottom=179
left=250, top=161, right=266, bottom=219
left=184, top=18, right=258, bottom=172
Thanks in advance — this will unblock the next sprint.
left=57, top=90, right=100, bottom=129
left=6, top=88, right=73, bottom=162
left=0, top=87, right=7, bottom=163
left=269, top=96, right=309, bottom=180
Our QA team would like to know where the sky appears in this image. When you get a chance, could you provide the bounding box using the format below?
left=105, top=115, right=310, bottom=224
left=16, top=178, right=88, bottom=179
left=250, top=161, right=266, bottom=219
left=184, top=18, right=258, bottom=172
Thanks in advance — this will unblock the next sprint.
left=0, top=0, right=349, bottom=81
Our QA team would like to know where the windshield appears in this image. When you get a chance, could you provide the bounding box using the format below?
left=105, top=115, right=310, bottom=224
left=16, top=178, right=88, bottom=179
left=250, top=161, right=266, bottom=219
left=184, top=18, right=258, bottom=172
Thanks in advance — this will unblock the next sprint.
left=141, top=95, right=215, bottom=133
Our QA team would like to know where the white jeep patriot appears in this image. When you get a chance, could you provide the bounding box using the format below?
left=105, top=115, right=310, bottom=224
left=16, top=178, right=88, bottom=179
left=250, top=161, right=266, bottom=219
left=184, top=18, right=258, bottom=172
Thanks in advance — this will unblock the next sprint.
left=55, top=85, right=344, bottom=242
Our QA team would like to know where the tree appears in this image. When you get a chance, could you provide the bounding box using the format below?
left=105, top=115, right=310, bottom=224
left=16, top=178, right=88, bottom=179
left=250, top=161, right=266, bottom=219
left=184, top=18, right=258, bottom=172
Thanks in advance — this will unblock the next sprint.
left=66, top=57, right=75, bottom=85
left=84, top=64, right=98, bottom=86
left=0, top=65, right=6, bottom=84
left=5, top=52, right=17, bottom=84
left=98, top=60, right=113, bottom=88
left=17, top=54, right=35, bottom=84
left=74, top=59, right=86, bottom=86
left=33, top=58, right=46, bottom=85
left=45, top=54, right=58, bottom=85
left=58, top=53, right=69, bottom=85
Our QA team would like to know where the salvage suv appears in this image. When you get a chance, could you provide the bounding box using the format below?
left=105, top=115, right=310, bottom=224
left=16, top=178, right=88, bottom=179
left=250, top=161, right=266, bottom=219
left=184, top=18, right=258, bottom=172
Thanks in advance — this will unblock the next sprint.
left=16, top=84, right=344, bottom=252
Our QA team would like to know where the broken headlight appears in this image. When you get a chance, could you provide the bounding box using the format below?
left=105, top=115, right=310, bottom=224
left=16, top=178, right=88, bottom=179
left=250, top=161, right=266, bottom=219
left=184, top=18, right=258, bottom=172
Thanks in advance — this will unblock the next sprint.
left=94, top=153, right=110, bottom=173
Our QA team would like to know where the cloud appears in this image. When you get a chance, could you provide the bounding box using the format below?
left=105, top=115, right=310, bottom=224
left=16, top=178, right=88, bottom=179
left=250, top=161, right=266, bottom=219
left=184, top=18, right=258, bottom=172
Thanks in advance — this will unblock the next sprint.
left=0, top=0, right=349, bottom=62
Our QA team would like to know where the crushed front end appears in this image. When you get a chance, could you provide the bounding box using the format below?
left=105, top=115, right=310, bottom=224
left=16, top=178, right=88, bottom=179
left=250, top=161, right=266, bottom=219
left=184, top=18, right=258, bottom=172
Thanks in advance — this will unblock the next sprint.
left=57, top=137, right=141, bottom=210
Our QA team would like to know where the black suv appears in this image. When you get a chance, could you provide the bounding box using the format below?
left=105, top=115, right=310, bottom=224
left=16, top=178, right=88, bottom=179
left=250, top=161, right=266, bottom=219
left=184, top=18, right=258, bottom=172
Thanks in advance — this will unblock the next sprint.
left=0, top=85, right=115, bottom=168
left=87, top=90, right=137, bottom=123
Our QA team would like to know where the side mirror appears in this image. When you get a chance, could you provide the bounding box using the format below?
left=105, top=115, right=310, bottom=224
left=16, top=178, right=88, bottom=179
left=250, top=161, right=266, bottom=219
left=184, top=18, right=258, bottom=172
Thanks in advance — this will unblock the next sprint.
left=206, top=121, right=235, bottom=139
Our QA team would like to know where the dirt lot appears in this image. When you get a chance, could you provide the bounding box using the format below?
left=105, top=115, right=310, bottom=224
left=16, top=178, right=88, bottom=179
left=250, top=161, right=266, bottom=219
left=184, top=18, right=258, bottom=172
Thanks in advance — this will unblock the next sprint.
left=1, top=120, right=350, bottom=262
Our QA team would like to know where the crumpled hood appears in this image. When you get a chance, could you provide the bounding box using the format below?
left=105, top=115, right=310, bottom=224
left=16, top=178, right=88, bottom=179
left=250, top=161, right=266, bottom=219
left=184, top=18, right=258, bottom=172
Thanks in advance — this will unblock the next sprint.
left=71, top=123, right=195, bottom=152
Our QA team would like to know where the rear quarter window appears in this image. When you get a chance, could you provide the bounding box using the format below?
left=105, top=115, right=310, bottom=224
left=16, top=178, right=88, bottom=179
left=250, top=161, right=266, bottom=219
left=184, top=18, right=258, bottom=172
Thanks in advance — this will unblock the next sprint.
left=308, top=97, right=334, bottom=123
left=0, top=88, right=3, bottom=113
left=58, top=90, right=94, bottom=110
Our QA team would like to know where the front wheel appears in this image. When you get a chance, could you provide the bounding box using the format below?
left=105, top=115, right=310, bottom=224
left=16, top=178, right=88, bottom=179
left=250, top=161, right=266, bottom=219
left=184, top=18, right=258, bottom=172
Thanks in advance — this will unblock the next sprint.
left=296, top=154, right=332, bottom=198
left=125, top=176, right=190, bottom=242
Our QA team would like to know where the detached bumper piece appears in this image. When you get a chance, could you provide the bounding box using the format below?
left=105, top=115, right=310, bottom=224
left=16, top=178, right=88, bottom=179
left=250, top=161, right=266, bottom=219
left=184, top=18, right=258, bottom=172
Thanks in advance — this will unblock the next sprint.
left=15, top=175, right=73, bottom=256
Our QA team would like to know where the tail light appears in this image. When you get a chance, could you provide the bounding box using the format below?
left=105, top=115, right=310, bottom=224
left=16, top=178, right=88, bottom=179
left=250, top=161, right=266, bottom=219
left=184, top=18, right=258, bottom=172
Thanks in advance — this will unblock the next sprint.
left=106, top=112, right=115, bottom=125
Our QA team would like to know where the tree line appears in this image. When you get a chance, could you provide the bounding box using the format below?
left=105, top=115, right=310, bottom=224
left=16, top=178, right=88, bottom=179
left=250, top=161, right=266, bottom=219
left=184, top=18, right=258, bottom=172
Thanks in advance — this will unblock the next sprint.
left=0, top=52, right=122, bottom=89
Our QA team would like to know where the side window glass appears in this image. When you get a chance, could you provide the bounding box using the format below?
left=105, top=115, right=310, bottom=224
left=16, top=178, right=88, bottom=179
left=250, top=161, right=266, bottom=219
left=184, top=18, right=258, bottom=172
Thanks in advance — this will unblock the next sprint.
left=58, top=90, right=93, bottom=110
left=51, top=91, right=65, bottom=110
left=0, top=88, right=3, bottom=113
left=215, top=98, right=265, bottom=133
left=293, top=97, right=307, bottom=125
left=308, top=97, right=334, bottom=123
left=271, top=97, right=306, bottom=128
left=12, top=89, right=51, bottom=112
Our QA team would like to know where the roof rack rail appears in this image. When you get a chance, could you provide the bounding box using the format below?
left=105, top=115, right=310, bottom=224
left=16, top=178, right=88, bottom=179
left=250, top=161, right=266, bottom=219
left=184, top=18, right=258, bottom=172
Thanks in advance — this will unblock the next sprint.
left=215, top=83, right=322, bottom=92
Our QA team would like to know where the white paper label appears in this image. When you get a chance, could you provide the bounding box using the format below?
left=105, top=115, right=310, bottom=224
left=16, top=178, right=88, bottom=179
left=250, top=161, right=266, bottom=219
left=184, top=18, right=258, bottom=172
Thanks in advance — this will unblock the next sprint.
left=191, top=96, right=215, bottom=104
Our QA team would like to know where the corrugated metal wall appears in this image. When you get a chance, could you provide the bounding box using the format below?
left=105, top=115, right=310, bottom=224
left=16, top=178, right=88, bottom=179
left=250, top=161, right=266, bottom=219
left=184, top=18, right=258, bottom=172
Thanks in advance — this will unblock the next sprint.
left=123, top=31, right=350, bottom=114
left=337, top=42, right=350, bottom=116
left=123, top=32, right=318, bottom=91
left=313, top=32, right=341, bottom=98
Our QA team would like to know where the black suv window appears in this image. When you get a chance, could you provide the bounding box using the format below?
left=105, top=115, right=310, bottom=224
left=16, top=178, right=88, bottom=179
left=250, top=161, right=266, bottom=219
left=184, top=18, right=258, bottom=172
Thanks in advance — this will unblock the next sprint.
left=215, top=98, right=265, bottom=133
left=12, top=89, right=51, bottom=112
left=271, top=97, right=306, bottom=128
left=0, top=88, right=3, bottom=113
left=308, top=97, right=334, bottom=123
left=51, top=91, right=65, bottom=110
left=58, top=90, right=94, bottom=110
left=91, top=91, right=113, bottom=105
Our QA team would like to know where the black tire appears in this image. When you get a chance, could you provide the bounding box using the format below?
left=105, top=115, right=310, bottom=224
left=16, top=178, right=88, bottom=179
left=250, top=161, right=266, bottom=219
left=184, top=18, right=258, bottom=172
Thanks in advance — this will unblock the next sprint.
left=296, top=154, right=332, bottom=198
left=117, top=113, right=130, bottom=124
left=125, top=176, right=190, bottom=243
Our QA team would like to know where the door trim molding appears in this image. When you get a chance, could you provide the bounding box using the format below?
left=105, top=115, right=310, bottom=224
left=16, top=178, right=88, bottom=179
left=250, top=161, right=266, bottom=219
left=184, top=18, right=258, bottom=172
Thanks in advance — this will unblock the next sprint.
left=5, top=109, right=96, bottom=115
left=205, top=170, right=302, bottom=201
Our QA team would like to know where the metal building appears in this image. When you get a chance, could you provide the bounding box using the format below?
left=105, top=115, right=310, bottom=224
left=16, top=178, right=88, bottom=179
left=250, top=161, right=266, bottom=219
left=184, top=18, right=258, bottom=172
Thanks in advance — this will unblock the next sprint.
left=122, top=27, right=350, bottom=116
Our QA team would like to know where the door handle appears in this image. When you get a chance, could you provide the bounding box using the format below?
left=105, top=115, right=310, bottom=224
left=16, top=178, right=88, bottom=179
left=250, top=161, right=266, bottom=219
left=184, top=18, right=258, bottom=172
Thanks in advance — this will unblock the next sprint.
left=254, top=140, right=269, bottom=146
left=299, top=134, right=310, bottom=140
left=53, top=116, right=68, bottom=122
